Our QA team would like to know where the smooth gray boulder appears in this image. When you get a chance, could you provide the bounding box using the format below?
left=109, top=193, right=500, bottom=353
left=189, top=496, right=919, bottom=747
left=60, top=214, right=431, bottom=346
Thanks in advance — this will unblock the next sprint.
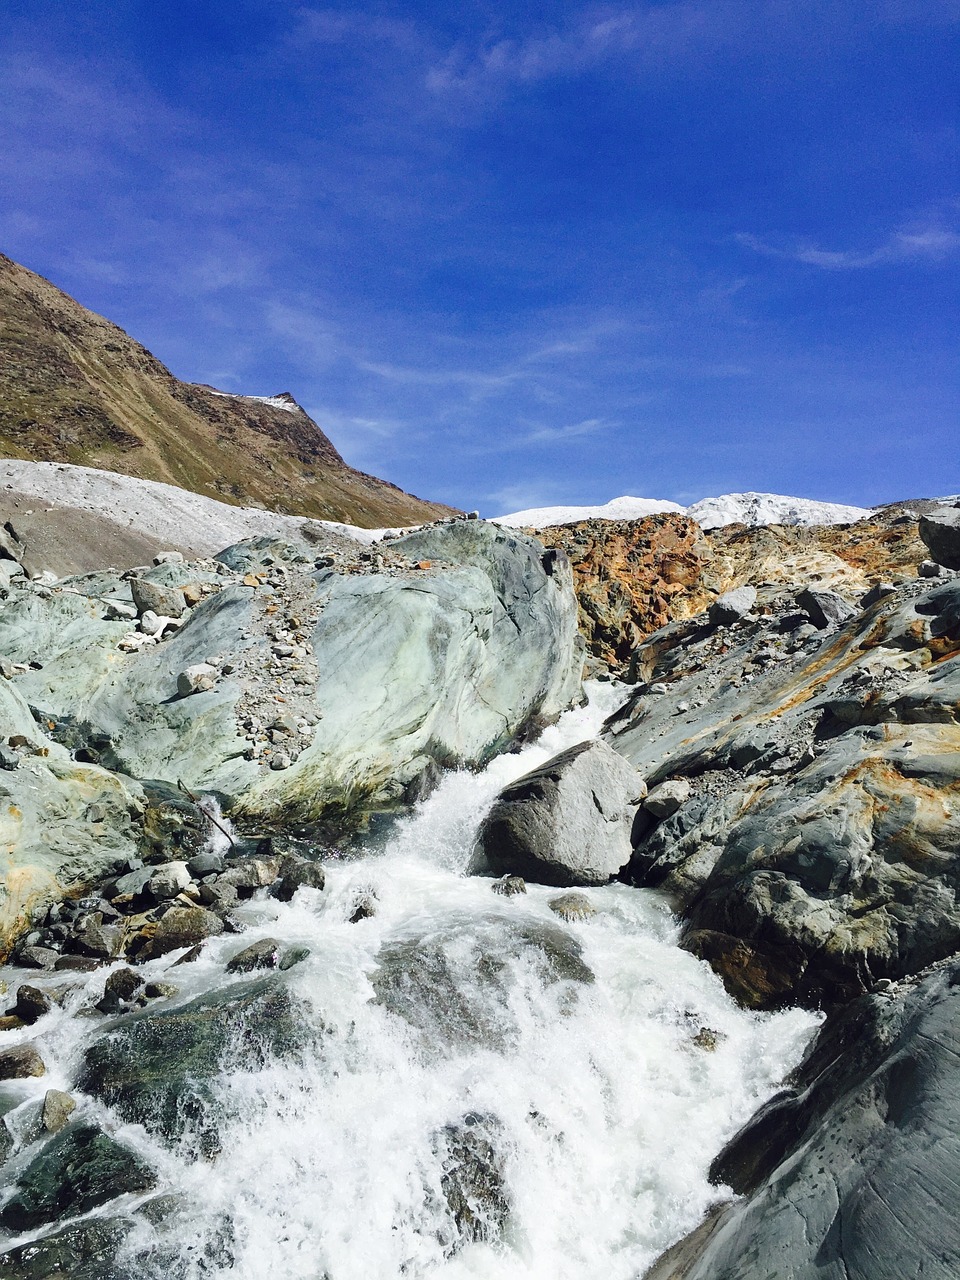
left=475, top=739, right=644, bottom=886
left=647, top=959, right=960, bottom=1280
left=708, top=586, right=756, bottom=626
left=919, top=504, right=960, bottom=570
left=795, top=587, right=857, bottom=629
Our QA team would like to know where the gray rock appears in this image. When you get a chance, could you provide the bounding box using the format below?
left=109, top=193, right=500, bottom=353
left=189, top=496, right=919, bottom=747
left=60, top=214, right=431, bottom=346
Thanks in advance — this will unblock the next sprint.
left=919, top=504, right=960, bottom=570
left=796, top=587, right=857, bottom=629
left=0, top=744, right=21, bottom=769
left=153, top=551, right=184, bottom=565
left=0, top=1216, right=133, bottom=1280
left=186, top=849, right=225, bottom=878
left=0, top=1121, right=156, bottom=1232
left=491, top=875, right=526, bottom=897
left=649, top=959, right=960, bottom=1280
left=135, top=905, right=224, bottom=960
left=0, top=1043, right=45, bottom=1078
left=548, top=892, right=597, bottom=921
left=476, top=740, right=644, bottom=887
left=18, top=945, right=59, bottom=970
left=77, top=977, right=308, bottom=1152
left=41, top=1089, right=76, bottom=1134
left=130, top=577, right=186, bottom=619
left=279, top=944, right=310, bottom=971
left=860, top=581, right=896, bottom=608
left=643, top=777, right=691, bottom=819
left=147, top=860, right=192, bottom=900
left=270, top=858, right=325, bottom=901
left=176, top=661, right=218, bottom=695
left=225, top=937, right=281, bottom=973
left=436, top=1113, right=509, bottom=1252
left=14, top=984, right=52, bottom=1024
left=919, top=558, right=943, bottom=578
left=708, top=586, right=757, bottom=626
left=198, top=879, right=240, bottom=910
left=96, top=966, right=143, bottom=1013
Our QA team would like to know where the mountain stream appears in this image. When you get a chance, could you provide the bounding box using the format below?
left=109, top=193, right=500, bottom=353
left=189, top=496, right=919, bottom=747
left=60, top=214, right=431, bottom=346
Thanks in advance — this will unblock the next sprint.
left=0, top=683, right=820, bottom=1279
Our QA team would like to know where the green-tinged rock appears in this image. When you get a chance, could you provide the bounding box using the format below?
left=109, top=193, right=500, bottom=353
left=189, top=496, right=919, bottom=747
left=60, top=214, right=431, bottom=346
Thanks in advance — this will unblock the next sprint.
left=0, top=1121, right=156, bottom=1232
left=76, top=977, right=308, bottom=1153
left=0, top=1216, right=133, bottom=1280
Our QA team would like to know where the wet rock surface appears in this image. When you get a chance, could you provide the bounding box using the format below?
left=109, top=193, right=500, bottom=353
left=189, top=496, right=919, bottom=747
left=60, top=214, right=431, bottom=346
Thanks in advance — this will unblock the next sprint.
left=647, top=957, right=960, bottom=1280
left=0, top=1121, right=156, bottom=1232
left=76, top=977, right=308, bottom=1153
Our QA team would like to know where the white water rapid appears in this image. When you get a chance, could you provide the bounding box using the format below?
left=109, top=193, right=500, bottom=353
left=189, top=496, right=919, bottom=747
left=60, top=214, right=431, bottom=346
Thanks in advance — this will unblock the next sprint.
left=0, top=684, right=820, bottom=1279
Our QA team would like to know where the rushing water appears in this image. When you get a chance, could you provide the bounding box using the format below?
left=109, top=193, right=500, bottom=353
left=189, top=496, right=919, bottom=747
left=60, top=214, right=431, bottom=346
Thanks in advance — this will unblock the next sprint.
left=0, top=684, right=820, bottom=1279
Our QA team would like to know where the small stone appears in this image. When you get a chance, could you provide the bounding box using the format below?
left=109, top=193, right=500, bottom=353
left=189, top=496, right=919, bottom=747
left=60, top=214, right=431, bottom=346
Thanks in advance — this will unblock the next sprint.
left=0, top=745, right=21, bottom=770
left=269, top=753, right=292, bottom=770
left=148, top=861, right=192, bottom=900
left=491, top=875, right=527, bottom=897
left=176, top=663, right=218, bottom=696
left=709, top=585, right=757, bottom=626
left=104, top=600, right=138, bottom=621
left=131, top=577, right=186, bottom=619
left=270, top=859, right=325, bottom=902
left=644, top=777, right=692, bottom=819
left=796, top=588, right=857, bottom=630
left=549, top=892, right=597, bottom=922
left=138, top=609, right=170, bottom=637
left=198, top=880, right=240, bottom=910
left=153, top=551, right=184, bottom=565
left=54, top=955, right=103, bottom=973
left=186, top=850, right=225, bottom=878
left=918, top=559, right=942, bottom=578
left=14, top=985, right=52, bottom=1025
left=860, top=582, right=897, bottom=608
left=136, top=906, right=224, bottom=960
left=18, top=946, right=59, bottom=970
left=41, top=1090, right=76, bottom=1134
left=349, top=895, right=377, bottom=923
left=96, top=967, right=143, bottom=1013
left=692, top=1027, right=725, bottom=1052
left=0, top=1044, right=46, bottom=1079
left=226, top=938, right=281, bottom=973
left=182, top=582, right=204, bottom=606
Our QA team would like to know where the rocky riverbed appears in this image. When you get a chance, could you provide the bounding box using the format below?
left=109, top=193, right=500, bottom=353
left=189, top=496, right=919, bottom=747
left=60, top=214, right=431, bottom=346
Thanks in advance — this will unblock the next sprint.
left=0, top=497, right=958, bottom=1278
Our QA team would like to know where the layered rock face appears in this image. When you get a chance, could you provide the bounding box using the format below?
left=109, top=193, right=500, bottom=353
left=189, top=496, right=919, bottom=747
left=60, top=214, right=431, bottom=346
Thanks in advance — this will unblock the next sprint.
left=0, top=518, right=582, bottom=954
left=648, top=958, right=960, bottom=1280
left=606, top=572, right=960, bottom=1009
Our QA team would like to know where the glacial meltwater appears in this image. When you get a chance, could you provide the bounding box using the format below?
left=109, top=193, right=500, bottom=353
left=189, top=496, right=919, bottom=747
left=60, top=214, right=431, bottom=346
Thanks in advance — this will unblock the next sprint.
left=0, top=684, right=820, bottom=1279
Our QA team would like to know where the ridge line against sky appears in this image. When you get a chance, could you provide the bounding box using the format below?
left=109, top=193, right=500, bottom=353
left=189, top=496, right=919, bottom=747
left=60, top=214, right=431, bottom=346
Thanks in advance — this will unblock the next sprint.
left=0, top=0, right=957, bottom=514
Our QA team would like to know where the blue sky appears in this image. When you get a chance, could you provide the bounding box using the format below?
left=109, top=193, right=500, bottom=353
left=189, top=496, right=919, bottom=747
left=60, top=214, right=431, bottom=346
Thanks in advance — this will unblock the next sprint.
left=1, top=1, right=957, bottom=513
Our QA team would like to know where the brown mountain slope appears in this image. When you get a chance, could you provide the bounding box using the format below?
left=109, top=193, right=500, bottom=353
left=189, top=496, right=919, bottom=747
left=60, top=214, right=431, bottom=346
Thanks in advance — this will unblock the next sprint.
left=0, top=253, right=457, bottom=526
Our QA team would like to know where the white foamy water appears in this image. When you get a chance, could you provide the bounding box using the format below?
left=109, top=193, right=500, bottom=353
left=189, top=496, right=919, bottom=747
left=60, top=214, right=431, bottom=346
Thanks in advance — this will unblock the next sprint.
left=0, top=684, right=820, bottom=1279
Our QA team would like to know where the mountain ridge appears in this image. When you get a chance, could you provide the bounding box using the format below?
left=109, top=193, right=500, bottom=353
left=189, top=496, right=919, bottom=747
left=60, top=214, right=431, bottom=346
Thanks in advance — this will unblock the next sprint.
left=0, top=252, right=456, bottom=527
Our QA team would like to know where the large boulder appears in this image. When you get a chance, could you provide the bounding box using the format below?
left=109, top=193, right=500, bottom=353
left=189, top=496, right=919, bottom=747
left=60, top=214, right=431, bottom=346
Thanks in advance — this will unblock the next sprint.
left=646, top=958, right=960, bottom=1280
left=76, top=977, right=309, bottom=1153
left=0, top=680, right=144, bottom=960
left=475, top=740, right=644, bottom=886
left=0, top=522, right=582, bottom=822
left=919, top=503, right=960, bottom=570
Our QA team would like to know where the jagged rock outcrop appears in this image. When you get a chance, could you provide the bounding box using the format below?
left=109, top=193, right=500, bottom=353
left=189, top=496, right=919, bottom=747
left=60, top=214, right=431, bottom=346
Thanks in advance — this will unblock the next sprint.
left=536, top=507, right=931, bottom=666
left=607, top=575, right=960, bottom=1008
left=920, top=503, right=960, bottom=570
left=646, top=958, right=960, bottom=1280
left=0, top=252, right=455, bottom=527
left=473, top=739, right=645, bottom=886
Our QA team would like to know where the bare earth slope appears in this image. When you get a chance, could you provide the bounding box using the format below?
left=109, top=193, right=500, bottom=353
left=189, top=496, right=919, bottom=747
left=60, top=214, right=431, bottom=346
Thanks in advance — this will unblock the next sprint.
left=0, top=253, right=455, bottom=527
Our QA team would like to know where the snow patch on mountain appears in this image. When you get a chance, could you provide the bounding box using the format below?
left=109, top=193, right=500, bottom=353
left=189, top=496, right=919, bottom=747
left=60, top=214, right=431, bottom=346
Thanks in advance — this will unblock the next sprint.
left=207, top=390, right=300, bottom=413
left=492, top=491, right=872, bottom=530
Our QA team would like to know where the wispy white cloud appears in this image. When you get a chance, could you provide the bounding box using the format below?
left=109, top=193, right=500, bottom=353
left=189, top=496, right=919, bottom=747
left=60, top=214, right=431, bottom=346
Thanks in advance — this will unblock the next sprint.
left=735, top=221, right=960, bottom=269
